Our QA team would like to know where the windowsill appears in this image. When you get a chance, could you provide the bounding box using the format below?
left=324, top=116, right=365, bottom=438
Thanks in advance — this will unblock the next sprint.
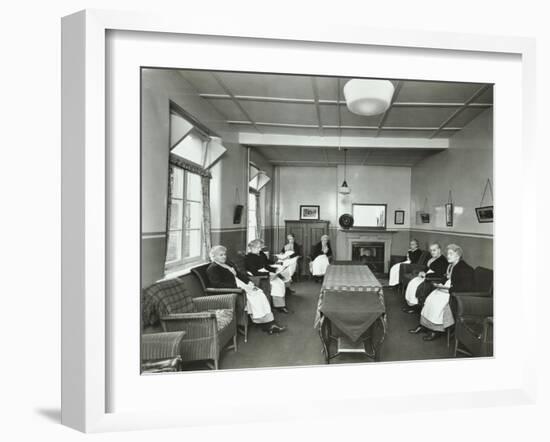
left=160, top=259, right=210, bottom=281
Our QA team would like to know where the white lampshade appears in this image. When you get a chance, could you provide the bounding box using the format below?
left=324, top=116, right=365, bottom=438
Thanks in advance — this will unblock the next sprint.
left=343, top=79, right=395, bottom=116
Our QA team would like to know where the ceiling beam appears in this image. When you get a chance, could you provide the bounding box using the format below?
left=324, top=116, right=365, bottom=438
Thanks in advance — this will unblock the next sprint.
left=376, top=81, right=403, bottom=137
left=429, top=84, right=492, bottom=138
left=198, top=93, right=492, bottom=108
left=311, top=78, right=324, bottom=136
left=229, top=121, right=461, bottom=131
left=239, top=133, right=448, bottom=149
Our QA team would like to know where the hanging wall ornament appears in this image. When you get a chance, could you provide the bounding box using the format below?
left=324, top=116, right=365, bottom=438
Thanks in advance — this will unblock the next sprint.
left=475, top=178, right=494, bottom=223
left=445, top=190, right=454, bottom=227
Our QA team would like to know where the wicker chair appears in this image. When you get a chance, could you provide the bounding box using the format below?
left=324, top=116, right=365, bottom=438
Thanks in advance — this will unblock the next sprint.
left=141, top=331, right=187, bottom=373
left=191, top=263, right=267, bottom=343
left=160, top=293, right=238, bottom=370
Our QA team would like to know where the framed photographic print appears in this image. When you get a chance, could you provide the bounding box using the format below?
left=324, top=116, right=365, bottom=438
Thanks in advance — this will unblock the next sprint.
left=394, top=210, right=405, bottom=225
left=420, top=212, right=430, bottom=223
left=476, top=205, right=494, bottom=223
left=445, top=203, right=454, bottom=226
left=300, top=205, right=320, bottom=220
left=61, top=8, right=537, bottom=433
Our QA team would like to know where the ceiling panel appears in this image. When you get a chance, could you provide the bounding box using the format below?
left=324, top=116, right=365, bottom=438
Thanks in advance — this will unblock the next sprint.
left=216, top=72, right=314, bottom=99
left=396, top=81, right=485, bottom=103
left=450, top=107, right=489, bottom=127
left=255, top=126, right=322, bottom=136
left=315, top=76, right=341, bottom=101
left=179, top=71, right=226, bottom=94
left=319, top=104, right=382, bottom=127
left=239, top=101, right=318, bottom=125
left=204, top=99, right=248, bottom=121
left=383, top=106, right=458, bottom=127
left=473, top=86, right=494, bottom=104
left=378, top=129, right=437, bottom=138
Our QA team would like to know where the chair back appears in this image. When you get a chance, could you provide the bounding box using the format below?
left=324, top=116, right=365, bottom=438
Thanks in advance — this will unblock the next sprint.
left=191, top=264, right=211, bottom=290
left=473, top=266, right=493, bottom=294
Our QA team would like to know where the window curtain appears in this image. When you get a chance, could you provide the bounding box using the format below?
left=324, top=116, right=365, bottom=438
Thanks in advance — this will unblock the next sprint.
left=164, top=165, right=174, bottom=267
left=164, top=154, right=212, bottom=271
left=201, top=175, right=212, bottom=253
left=255, top=193, right=262, bottom=240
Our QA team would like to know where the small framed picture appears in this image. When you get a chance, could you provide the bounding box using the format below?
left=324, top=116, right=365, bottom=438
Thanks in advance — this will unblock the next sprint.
left=300, top=205, right=320, bottom=220
left=394, top=210, right=405, bottom=225
left=420, top=212, right=430, bottom=223
left=445, top=203, right=454, bottom=227
left=475, top=205, right=494, bottom=223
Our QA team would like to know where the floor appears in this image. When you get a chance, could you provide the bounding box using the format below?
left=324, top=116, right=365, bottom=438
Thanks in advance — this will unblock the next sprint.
left=183, top=278, right=460, bottom=371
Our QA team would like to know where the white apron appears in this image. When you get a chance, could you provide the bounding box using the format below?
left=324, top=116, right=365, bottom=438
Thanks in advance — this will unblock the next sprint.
left=235, top=278, right=274, bottom=323
left=310, top=254, right=330, bottom=276
left=405, top=269, right=434, bottom=306
left=389, top=260, right=410, bottom=286
left=420, top=279, right=455, bottom=330
left=275, top=249, right=298, bottom=280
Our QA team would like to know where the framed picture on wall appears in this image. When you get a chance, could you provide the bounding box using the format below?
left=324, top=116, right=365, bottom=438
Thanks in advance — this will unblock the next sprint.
left=475, top=205, right=494, bottom=223
left=394, top=210, right=405, bottom=225
left=300, top=205, right=320, bottom=220
left=445, top=203, right=454, bottom=226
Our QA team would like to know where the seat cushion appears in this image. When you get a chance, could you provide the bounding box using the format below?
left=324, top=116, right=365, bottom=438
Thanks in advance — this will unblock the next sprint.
left=209, top=309, right=234, bottom=331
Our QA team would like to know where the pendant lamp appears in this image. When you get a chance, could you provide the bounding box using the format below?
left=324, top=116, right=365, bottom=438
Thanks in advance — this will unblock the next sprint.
left=339, top=148, right=351, bottom=194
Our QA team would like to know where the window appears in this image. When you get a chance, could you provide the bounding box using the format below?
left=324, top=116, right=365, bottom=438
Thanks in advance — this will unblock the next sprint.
left=165, top=167, right=204, bottom=269
left=247, top=163, right=271, bottom=244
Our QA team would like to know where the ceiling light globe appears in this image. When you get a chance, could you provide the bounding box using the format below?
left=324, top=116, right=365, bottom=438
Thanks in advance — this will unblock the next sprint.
left=343, top=79, right=395, bottom=116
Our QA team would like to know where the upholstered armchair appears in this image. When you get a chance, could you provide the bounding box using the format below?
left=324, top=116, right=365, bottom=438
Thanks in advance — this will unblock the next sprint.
left=160, top=293, right=238, bottom=369
left=450, top=266, right=493, bottom=356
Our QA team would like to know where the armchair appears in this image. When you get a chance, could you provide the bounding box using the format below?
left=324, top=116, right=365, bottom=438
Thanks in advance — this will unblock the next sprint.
left=160, top=293, right=238, bottom=369
left=450, top=266, right=493, bottom=356
left=141, top=331, right=186, bottom=373
left=192, top=263, right=255, bottom=342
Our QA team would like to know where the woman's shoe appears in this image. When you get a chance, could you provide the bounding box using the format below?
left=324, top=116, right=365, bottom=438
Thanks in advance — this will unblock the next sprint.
left=422, top=331, right=439, bottom=341
left=277, top=307, right=291, bottom=314
left=408, top=325, right=425, bottom=334
left=268, top=324, right=287, bottom=334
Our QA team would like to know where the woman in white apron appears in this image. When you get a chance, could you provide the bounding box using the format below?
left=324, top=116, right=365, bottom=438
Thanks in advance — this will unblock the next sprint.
left=309, top=235, right=332, bottom=282
left=404, top=242, right=448, bottom=311
left=274, top=233, right=302, bottom=288
left=408, top=244, right=475, bottom=341
left=206, top=245, right=286, bottom=334
left=388, top=239, right=423, bottom=286
left=245, top=239, right=290, bottom=314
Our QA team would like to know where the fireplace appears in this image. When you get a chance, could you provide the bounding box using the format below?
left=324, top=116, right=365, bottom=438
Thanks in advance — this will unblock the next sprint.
left=352, top=242, right=385, bottom=274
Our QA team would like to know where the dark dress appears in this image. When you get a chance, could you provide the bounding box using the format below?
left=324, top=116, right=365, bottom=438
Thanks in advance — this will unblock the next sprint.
left=448, top=259, right=475, bottom=294
left=281, top=242, right=302, bottom=258
left=206, top=261, right=250, bottom=289
left=310, top=241, right=333, bottom=261
left=416, top=255, right=449, bottom=305
left=407, top=248, right=423, bottom=264
left=245, top=252, right=278, bottom=276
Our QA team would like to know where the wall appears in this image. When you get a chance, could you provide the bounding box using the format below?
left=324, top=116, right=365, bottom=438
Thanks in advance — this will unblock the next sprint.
left=337, top=165, right=412, bottom=257
left=272, top=165, right=412, bottom=257
left=410, top=108, right=493, bottom=269
left=141, top=69, right=248, bottom=287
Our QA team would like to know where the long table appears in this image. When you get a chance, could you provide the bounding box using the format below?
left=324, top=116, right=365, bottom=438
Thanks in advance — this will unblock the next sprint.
left=314, top=264, right=387, bottom=363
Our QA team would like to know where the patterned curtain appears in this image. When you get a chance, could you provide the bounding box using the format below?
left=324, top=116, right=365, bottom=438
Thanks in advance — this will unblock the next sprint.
left=201, top=175, right=212, bottom=254
left=255, top=193, right=262, bottom=240
left=170, top=153, right=211, bottom=178
left=164, top=165, right=174, bottom=268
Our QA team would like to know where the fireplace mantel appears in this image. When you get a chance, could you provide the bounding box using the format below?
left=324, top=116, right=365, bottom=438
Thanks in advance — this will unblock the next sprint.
left=336, top=229, right=396, bottom=272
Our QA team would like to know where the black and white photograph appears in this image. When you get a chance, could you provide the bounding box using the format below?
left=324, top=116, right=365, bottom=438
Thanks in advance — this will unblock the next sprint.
left=140, top=68, right=494, bottom=373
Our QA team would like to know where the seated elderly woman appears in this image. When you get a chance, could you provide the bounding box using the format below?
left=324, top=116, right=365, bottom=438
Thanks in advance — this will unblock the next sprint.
left=409, top=244, right=475, bottom=341
left=388, top=239, right=423, bottom=287
left=276, top=233, right=302, bottom=281
left=207, top=245, right=286, bottom=334
left=309, top=235, right=332, bottom=282
left=245, top=239, right=290, bottom=314
left=402, top=242, right=448, bottom=314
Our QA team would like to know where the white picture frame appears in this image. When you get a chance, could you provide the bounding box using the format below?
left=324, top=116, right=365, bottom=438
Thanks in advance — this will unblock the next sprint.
left=61, top=9, right=537, bottom=433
